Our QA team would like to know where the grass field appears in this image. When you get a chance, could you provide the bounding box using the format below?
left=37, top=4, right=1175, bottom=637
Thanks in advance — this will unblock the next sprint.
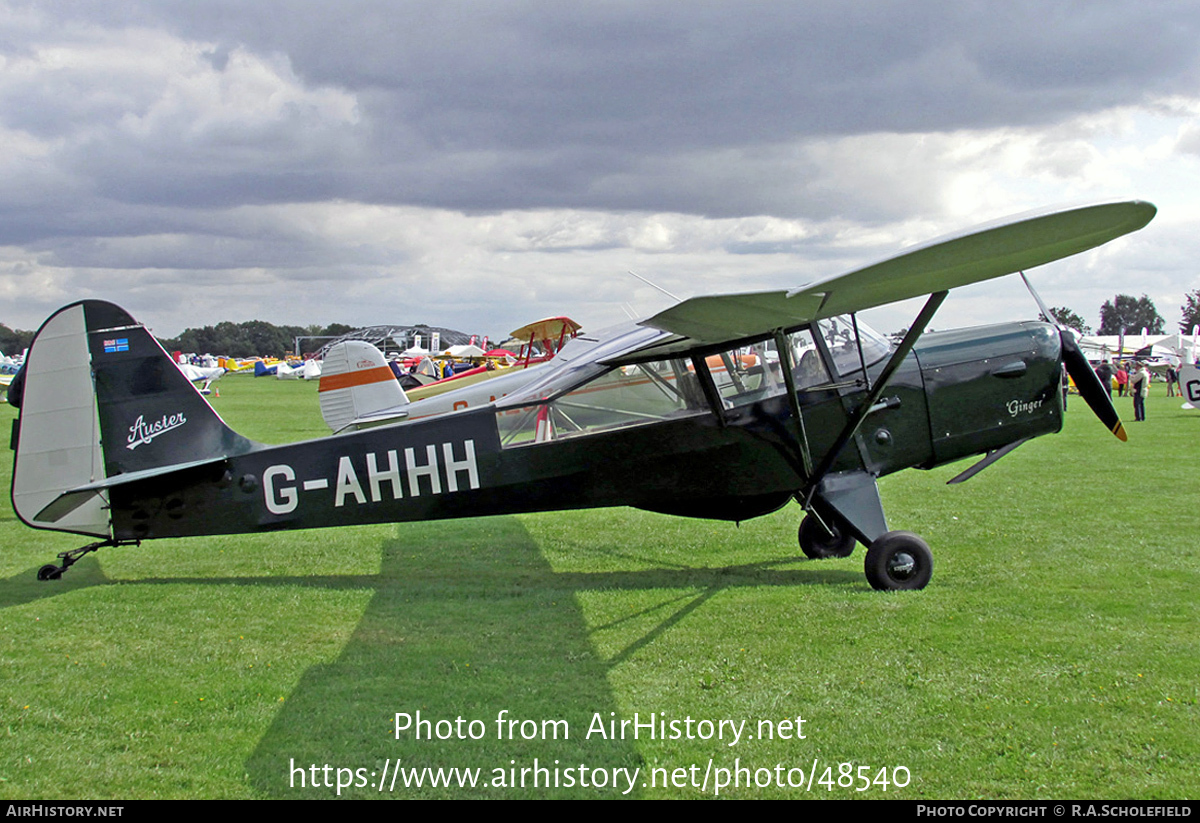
left=1, top=376, right=1197, bottom=799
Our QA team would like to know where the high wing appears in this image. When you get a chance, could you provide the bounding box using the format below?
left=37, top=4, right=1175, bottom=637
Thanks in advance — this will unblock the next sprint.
left=638, top=200, right=1156, bottom=346
left=332, top=201, right=1157, bottom=429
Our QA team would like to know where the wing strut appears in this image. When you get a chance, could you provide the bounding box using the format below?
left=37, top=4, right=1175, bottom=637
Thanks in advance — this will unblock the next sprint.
left=802, top=290, right=948, bottom=503
left=773, top=329, right=815, bottom=477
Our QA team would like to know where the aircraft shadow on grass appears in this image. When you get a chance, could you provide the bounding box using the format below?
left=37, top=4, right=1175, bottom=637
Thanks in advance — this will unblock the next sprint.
left=0, top=515, right=857, bottom=798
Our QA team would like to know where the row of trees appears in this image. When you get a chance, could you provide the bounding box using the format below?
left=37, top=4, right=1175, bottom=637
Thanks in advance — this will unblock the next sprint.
left=1041, top=290, right=1200, bottom=337
left=159, top=321, right=357, bottom=358
left=7, top=291, right=1200, bottom=359
left=891, top=292, right=1194, bottom=343
left=1097, top=294, right=1164, bottom=336
left=3, top=319, right=360, bottom=359
left=0, top=323, right=35, bottom=356
left=1182, top=290, right=1200, bottom=334
left=3, top=319, right=367, bottom=359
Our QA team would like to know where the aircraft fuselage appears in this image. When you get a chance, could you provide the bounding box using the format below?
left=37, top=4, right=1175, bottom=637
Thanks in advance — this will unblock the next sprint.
left=104, top=321, right=1063, bottom=541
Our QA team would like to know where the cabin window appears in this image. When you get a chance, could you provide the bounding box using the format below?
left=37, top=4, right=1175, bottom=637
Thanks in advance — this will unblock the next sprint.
left=707, top=340, right=781, bottom=407
left=817, top=315, right=892, bottom=377
left=710, top=328, right=831, bottom=406
left=496, top=357, right=707, bottom=447
left=785, top=328, right=833, bottom=390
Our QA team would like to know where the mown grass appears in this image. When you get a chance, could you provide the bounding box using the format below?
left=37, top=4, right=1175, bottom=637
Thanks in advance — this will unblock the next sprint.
left=1, top=376, right=1196, bottom=799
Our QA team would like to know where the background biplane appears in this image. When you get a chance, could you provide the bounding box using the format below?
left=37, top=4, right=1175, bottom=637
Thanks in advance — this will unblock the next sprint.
left=9, top=200, right=1155, bottom=589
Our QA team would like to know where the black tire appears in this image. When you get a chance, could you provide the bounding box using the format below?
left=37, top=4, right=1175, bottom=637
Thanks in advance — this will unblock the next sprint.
left=798, top=514, right=857, bottom=559
left=864, top=531, right=932, bottom=591
left=37, top=564, right=63, bottom=581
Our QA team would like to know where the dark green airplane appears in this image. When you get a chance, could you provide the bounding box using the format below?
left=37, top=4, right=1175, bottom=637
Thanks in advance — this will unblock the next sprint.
left=10, top=201, right=1155, bottom=590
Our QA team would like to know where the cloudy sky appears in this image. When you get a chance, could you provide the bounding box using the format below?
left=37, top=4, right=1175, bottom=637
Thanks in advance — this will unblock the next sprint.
left=1, top=1, right=1198, bottom=342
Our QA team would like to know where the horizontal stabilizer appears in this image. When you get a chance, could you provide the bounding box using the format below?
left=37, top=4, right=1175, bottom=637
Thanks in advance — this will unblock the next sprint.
left=34, top=455, right=232, bottom=524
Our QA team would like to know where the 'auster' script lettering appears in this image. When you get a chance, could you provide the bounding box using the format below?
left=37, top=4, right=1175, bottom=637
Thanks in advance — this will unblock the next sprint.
left=127, top=413, right=187, bottom=450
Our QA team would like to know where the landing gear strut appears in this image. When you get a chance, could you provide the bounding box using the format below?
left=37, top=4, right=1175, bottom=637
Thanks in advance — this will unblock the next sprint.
left=36, top=539, right=138, bottom=581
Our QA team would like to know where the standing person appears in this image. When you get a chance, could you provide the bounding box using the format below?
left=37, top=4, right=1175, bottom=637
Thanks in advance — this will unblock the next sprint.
left=1095, top=359, right=1114, bottom=398
left=1166, top=365, right=1178, bottom=397
left=1130, top=361, right=1151, bottom=422
left=1116, top=363, right=1128, bottom=397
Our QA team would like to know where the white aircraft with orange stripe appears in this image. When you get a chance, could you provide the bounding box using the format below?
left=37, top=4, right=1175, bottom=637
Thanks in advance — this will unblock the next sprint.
left=318, top=339, right=559, bottom=433
left=318, top=335, right=768, bottom=435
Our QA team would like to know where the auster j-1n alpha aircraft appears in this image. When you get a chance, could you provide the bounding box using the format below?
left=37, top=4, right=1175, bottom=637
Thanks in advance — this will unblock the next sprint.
left=10, top=201, right=1155, bottom=590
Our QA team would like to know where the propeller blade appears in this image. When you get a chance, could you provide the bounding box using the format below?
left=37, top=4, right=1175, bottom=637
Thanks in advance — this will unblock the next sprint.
left=1019, top=272, right=1127, bottom=441
left=1061, top=329, right=1127, bottom=441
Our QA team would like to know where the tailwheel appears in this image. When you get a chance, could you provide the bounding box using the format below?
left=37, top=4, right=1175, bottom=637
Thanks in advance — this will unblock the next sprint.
left=37, top=564, right=63, bottom=581
left=864, top=531, right=932, bottom=591
left=34, top=538, right=138, bottom=581
left=798, top=513, right=857, bottom=559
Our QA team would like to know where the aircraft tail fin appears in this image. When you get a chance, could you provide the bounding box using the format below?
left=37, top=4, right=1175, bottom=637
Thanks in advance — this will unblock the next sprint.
left=318, top=340, right=410, bottom=433
left=10, top=301, right=255, bottom=536
left=1181, top=364, right=1200, bottom=409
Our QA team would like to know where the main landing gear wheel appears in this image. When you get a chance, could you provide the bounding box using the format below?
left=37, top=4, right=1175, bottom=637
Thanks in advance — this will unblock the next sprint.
left=864, top=531, right=932, bottom=591
left=798, top=514, right=857, bottom=559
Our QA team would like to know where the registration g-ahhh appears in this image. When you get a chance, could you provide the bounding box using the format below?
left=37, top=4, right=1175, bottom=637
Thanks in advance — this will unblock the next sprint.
left=9, top=201, right=1154, bottom=590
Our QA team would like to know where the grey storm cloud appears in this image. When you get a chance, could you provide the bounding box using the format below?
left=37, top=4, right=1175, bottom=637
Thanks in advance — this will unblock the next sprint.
left=11, top=1, right=1200, bottom=218
left=156, top=2, right=1199, bottom=136
left=1, top=1, right=1197, bottom=336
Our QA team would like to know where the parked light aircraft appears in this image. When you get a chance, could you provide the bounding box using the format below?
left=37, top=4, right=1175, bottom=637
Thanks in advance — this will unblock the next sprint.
left=9, top=201, right=1155, bottom=589
left=316, top=316, right=584, bottom=433
left=1180, top=363, right=1200, bottom=409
